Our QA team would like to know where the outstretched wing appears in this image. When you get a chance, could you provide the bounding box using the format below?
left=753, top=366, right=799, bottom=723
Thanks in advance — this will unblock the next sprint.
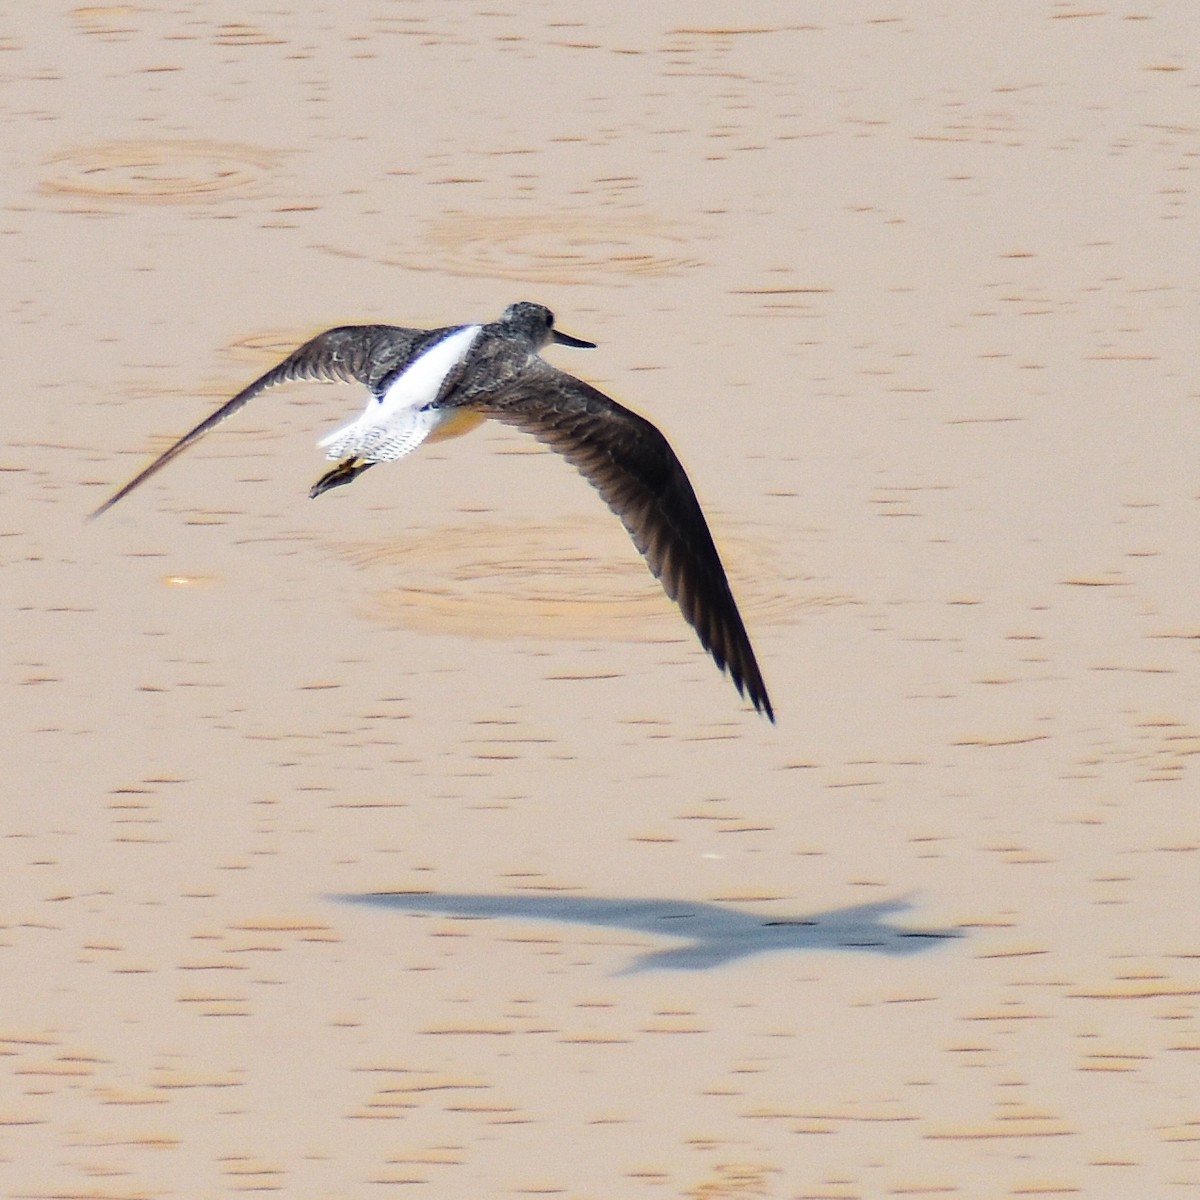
left=477, top=360, right=773, bottom=721
left=90, top=324, right=432, bottom=517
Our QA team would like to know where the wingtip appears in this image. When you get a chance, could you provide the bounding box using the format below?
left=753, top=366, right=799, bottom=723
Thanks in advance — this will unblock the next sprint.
left=726, top=661, right=774, bottom=722
left=748, top=686, right=775, bottom=724
left=730, top=660, right=774, bottom=723
left=88, top=479, right=139, bottom=520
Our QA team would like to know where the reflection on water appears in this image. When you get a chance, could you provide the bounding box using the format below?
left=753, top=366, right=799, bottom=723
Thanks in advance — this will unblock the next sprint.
left=70, top=5, right=141, bottom=39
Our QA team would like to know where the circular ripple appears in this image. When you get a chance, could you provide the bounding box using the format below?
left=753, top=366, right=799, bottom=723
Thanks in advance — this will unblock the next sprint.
left=328, top=518, right=822, bottom=641
left=326, top=211, right=703, bottom=285
left=224, top=328, right=316, bottom=364
left=42, top=139, right=280, bottom=206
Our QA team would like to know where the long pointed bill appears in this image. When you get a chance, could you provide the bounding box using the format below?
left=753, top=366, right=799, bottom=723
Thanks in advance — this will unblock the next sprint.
left=552, top=328, right=596, bottom=349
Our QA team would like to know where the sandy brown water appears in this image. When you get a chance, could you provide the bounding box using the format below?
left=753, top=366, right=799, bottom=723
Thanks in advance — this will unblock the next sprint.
left=3, top=4, right=1198, bottom=1197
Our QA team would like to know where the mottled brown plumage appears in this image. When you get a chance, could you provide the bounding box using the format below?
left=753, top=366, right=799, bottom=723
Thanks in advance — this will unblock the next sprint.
left=89, top=325, right=437, bottom=516
left=92, top=302, right=773, bottom=720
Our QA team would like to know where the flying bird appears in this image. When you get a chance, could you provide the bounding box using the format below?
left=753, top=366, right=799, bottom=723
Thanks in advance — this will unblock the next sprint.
left=92, top=302, right=773, bottom=720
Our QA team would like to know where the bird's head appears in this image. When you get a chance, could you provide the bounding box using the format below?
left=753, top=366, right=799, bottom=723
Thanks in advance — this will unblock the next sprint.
left=499, top=301, right=596, bottom=350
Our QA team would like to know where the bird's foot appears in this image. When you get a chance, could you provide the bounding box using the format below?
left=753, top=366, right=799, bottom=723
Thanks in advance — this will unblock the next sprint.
left=310, top=457, right=374, bottom=498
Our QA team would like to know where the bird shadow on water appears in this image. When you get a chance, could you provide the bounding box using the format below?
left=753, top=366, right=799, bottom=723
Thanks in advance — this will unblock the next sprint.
left=332, top=892, right=963, bottom=973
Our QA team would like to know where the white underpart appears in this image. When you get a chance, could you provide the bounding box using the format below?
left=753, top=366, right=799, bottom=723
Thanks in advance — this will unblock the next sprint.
left=317, top=324, right=483, bottom=462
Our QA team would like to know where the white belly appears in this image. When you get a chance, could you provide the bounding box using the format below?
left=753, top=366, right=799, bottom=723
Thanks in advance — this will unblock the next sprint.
left=317, top=324, right=482, bottom=462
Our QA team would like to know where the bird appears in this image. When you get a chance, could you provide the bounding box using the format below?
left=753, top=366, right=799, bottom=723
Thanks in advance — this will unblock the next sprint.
left=92, top=301, right=773, bottom=720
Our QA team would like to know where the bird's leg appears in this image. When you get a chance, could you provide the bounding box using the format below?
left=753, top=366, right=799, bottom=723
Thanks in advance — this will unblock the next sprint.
left=310, top=457, right=375, bottom=498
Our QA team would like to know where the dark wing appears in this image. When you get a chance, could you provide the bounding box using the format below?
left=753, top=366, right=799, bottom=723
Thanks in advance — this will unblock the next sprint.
left=479, top=360, right=773, bottom=721
left=90, top=324, right=432, bottom=517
